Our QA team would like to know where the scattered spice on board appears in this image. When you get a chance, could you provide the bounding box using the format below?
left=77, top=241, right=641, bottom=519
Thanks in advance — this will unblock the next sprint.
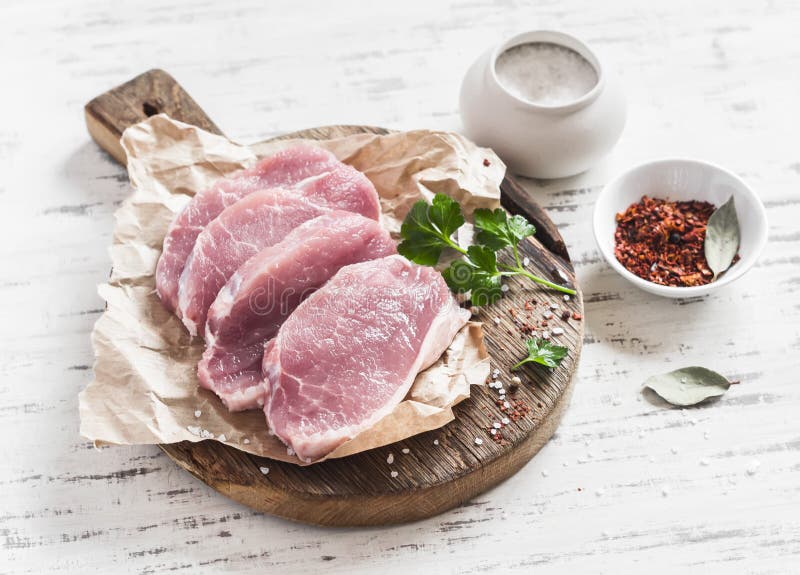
left=614, top=196, right=739, bottom=287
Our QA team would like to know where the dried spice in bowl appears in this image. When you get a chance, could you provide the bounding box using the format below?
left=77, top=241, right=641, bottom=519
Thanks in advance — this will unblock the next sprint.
left=614, top=196, right=739, bottom=287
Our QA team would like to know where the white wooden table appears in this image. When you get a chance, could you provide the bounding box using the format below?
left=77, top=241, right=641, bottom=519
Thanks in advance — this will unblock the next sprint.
left=2, top=0, right=799, bottom=572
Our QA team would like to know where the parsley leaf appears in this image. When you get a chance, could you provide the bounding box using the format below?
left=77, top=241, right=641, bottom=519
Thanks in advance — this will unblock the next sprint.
left=442, top=246, right=503, bottom=305
left=398, top=194, right=465, bottom=266
left=474, top=208, right=536, bottom=251
left=512, top=338, right=568, bottom=370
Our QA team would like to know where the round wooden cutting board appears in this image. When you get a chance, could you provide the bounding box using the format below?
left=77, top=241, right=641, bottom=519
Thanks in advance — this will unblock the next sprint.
left=85, top=69, right=584, bottom=526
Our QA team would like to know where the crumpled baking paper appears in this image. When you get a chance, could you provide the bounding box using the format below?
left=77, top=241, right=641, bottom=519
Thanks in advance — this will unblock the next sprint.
left=79, top=114, right=504, bottom=464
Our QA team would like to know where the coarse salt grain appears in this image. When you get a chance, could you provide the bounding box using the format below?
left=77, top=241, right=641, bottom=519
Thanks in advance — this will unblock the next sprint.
left=503, top=401, right=511, bottom=408
left=475, top=437, right=484, bottom=445
left=495, top=42, right=598, bottom=106
left=501, top=417, right=510, bottom=425
left=501, top=284, right=510, bottom=293
left=511, top=376, right=521, bottom=385
left=523, top=257, right=530, bottom=266
left=493, top=422, right=502, bottom=429
left=542, top=331, right=550, bottom=339
left=490, top=429, right=497, bottom=435
left=194, top=410, right=202, bottom=418
left=563, top=294, right=570, bottom=301
left=187, top=425, right=201, bottom=436
left=550, top=303, right=559, bottom=310
left=541, top=469, right=549, bottom=477
left=402, top=448, right=410, bottom=455
left=700, top=458, right=710, bottom=466
left=259, top=466, right=270, bottom=475
left=552, top=327, right=564, bottom=335
left=286, top=447, right=295, bottom=456
left=387, top=453, right=394, bottom=464
left=746, top=460, right=761, bottom=476
left=493, top=317, right=501, bottom=325
left=200, top=429, right=213, bottom=439
left=543, top=311, right=553, bottom=319
left=671, top=446, right=679, bottom=454
left=243, top=438, right=250, bottom=445
left=433, top=439, right=440, bottom=445
left=390, top=470, right=399, bottom=478
left=217, top=434, right=226, bottom=442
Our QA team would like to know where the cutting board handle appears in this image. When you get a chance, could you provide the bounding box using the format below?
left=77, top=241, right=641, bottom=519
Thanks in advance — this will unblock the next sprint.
left=84, top=69, right=223, bottom=165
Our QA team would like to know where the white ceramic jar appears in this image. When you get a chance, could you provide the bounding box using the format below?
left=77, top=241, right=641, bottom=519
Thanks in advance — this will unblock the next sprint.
left=460, top=30, right=627, bottom=179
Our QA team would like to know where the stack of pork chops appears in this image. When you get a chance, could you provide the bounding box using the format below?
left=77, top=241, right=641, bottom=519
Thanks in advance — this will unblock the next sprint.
left=156, top=145, right=469, bottom=462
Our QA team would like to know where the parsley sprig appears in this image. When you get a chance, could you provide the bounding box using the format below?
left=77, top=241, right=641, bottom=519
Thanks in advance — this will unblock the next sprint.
left=512, top=337, right=568, bottom=370
left=398, top=194, right=576, bottom=305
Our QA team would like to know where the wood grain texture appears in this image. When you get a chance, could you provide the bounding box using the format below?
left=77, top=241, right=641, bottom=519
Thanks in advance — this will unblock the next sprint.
left=83, top=71, right=583, bottom=526
left=2, top=0, right=800, bottom=571
left=85, top=69, right=222, bottom=163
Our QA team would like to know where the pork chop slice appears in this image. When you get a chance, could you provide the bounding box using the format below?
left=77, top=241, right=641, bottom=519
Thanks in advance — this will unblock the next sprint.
left=177, top=166, right=380, bottom=336
left=198, top=212, right=397, bottom=411
left=262, top=255, right=470, bottom=462
left=155, top=145, right=338, bottom=313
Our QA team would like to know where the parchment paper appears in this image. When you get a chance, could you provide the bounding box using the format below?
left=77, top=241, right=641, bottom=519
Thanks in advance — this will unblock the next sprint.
left=79, top=115, right=504, bottom=464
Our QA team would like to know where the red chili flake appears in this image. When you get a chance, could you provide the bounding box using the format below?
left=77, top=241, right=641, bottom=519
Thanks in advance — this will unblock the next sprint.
left=614, top=196, right=739, bottom=287
left=524, top=302, right=534, bottom=311
left=483, top=158, right=491, bottom=167
left=496, top=398, right=530, bottom=421
left=572, top=312, right=582, bottom=321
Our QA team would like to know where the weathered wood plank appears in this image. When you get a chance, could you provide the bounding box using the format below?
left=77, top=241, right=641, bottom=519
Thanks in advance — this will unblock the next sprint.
left=2, top=0, right=800, bottom=571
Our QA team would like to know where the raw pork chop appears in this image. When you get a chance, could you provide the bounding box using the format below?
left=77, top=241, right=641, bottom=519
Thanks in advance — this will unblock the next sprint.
left=177, top=167, right=380, bottom=336
left=262, top=255, right=470, bottom=461
left=156, top=145, right=338, bottom=313
left=198, top=212, right=397, bottom=411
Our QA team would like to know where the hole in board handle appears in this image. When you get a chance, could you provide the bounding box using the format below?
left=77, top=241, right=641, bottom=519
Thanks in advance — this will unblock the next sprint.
left=143, top=102, right=159, bottom=117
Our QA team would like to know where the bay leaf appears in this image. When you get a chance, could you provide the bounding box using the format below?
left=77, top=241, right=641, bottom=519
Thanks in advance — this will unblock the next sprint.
left=643, top=366, right=732, bottom=406
left=704, top=195, right=740, bottom=280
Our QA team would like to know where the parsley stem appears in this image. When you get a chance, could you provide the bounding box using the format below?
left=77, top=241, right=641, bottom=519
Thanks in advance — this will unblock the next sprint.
left=442, top=234, right=468, bottom=256
left=497, top=264, right=577, bottom=295
left=511, top=358, right=532, bottom=370
left=512, top=244, right=523, bottom=269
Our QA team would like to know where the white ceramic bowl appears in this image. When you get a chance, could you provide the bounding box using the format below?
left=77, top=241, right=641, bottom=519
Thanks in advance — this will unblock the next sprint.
left=593, top=158, right=768, bottom=298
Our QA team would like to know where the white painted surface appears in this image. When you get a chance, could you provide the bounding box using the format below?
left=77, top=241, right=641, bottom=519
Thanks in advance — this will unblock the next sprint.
left=1, top=0, right=799, bottom=573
